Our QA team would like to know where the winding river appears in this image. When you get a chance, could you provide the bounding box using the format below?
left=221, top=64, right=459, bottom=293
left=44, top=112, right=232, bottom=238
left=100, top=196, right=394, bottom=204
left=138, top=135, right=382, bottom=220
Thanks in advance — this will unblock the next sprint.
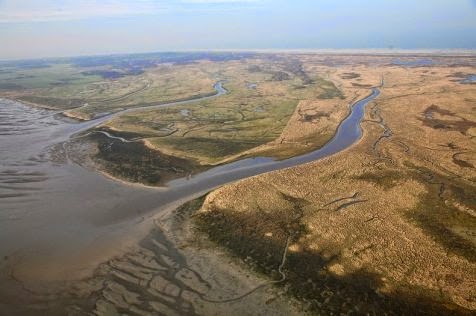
left=0, top=82, right=379, bottom=305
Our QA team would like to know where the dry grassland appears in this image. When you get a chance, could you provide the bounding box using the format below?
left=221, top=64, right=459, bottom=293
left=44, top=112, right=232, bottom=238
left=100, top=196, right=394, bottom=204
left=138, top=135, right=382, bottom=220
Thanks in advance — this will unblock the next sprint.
left=195, top=59, right=476, bottom=314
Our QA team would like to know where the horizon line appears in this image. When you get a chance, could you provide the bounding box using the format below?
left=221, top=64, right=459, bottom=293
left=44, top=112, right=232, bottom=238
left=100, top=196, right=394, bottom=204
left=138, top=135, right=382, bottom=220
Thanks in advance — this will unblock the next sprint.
left=2, top=48, right=476, bottom=62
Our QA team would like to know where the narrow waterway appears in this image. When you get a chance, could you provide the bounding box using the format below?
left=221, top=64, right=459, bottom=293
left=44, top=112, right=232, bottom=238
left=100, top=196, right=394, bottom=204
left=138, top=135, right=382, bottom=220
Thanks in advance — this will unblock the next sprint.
left=0, top=83, right=227, bottom=301
left=0, top=82, right=379, bottom=311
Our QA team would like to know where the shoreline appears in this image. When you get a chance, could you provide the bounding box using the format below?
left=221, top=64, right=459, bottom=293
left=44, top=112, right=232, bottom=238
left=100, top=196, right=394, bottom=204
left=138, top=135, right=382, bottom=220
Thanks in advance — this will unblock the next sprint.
left=96, top=167, right=169, bottom=190
left=63, top=196, right=306, bottom=315
left=0, top=96, right=61, bottom=111
left=63, top=86, right=382, bottom=311
left=1, top=81, right=222, bottom=123
left=87, top=84, right=380, bottom=190
left=0, top=73, right=384, bottom=313
left=2, top=55, right=475, bottom=314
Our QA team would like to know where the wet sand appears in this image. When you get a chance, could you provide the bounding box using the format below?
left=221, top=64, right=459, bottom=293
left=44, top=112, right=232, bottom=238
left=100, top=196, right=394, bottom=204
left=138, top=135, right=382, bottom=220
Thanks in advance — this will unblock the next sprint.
left=0, top=81, right=380, bottom=313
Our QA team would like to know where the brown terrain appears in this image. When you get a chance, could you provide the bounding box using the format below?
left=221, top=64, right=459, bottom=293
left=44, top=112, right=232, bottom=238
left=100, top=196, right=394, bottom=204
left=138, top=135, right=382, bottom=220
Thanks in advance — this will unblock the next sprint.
left=60, top=55, right=476, bottom=315
left=194, top=60, right=476, bottom=314
left=0, top=53, right=475, bottom=315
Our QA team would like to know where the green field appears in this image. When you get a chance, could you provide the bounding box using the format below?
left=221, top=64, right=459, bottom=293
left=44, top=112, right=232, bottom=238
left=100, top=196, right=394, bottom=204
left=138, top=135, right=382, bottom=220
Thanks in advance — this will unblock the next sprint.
left=0, top=53, right=345, bottom=183
left=104, top=57, right=343, bottom=164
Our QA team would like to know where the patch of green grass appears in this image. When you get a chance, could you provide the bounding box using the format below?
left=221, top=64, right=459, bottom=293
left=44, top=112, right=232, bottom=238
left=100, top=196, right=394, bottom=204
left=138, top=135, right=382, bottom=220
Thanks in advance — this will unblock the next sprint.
left=91, top=133, right=205, bottom=186
left=0, top=63, right=100, bottom=90
left=153, top=137, right=263, bottom=160
left=315, top=77, right=345, bottom=99
left=0, top=62, right=216, bottom=114
left=18, top=95, right=85, bottom=109
left=101, top=58, right=349, bottom=166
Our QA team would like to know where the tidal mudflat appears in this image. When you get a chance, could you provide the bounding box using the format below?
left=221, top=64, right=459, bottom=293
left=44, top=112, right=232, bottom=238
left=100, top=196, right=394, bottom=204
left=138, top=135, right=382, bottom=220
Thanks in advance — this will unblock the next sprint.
left=0, top=52, right=475, bottom=315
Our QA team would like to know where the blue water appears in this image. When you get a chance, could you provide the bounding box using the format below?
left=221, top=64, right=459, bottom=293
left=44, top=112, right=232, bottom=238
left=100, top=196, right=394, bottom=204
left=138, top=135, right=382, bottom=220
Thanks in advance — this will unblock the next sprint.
left=392, top=58, right=435, bottom=67
left=0, top=83, right=380, bottom=287
left=462, top=74, right=476, bottom=83
left=168, top=88, right=380, bottom=188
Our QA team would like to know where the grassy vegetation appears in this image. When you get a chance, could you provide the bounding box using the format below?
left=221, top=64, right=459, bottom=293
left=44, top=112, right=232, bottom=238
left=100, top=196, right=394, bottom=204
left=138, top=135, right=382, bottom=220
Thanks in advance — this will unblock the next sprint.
left=105, top=57, right=345, bottom=165
left=153, top=137, right=263, bottom=160
left=183, top=58, right=476, bottom=314
left=0, top=53, right=349, bottom=185
left=403, top=165, right=476, bottom=262
left=90, top=133, right=206, bottom=186
left=355, top=164, right=476, bottom=261
left=315, top=77, right=345, bottom=99
left=0, top=55, right=217, bottom=119
left=19, top=95, right=85, bottom=109
left=0, top=63, right=101, bottom=90
left=354, top=169, right=404, bottom=190
left=192, top=194, right=468, bottom=315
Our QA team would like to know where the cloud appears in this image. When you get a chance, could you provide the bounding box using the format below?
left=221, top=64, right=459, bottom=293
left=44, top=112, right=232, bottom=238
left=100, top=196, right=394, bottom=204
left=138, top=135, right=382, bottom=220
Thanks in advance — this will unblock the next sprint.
left=0, top=0, right=159, bottom=22
left=0, top=0, right=262, bottom=23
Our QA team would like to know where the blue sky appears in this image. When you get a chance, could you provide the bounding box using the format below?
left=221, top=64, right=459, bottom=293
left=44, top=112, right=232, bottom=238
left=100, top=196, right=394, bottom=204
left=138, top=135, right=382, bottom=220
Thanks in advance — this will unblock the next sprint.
left=1, top=0, right=475, bottom=59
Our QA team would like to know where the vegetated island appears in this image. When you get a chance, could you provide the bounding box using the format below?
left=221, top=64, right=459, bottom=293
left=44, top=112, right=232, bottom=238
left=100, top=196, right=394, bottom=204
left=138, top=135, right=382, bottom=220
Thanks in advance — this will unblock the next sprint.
left=0, top=51, right=475, bottom=315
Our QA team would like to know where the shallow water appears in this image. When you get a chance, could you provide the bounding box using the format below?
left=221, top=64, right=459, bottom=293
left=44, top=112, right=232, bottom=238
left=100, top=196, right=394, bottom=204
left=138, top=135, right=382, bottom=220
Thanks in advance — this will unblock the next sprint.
left=462, top=74, right=476, bottom=83
left=392, top=58, right=435, bottom=66
left=0, top=99, right=158, bottom=270
left=168, top=88, right=380, bottom=188
left=0, top=83, right=379, bottom=302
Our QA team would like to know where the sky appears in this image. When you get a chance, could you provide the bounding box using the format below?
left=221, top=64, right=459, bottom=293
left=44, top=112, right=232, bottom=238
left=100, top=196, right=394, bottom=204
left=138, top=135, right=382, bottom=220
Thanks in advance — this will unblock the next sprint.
left=1, top=0, right=475, bottom=60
